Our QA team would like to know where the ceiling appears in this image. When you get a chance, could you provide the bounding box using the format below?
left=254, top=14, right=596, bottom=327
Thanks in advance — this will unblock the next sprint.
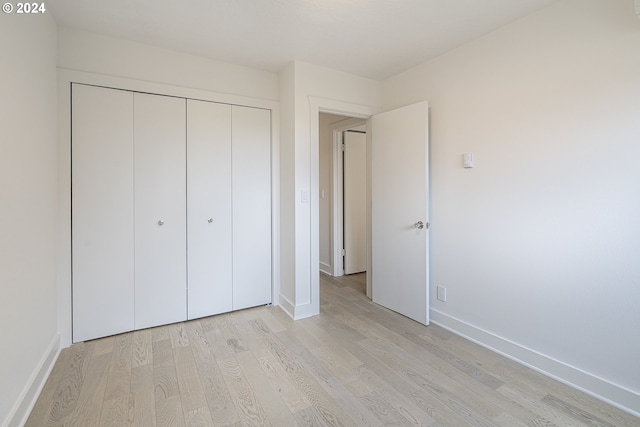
left=49, top=0, right=559, bottom=81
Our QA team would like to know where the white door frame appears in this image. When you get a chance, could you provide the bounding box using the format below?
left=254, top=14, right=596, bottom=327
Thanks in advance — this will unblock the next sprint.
left=310, top=97, right=380, bottom=305
left=58, top=69, right=280, bottom=348
left=329, top=118, right=367, bottom=277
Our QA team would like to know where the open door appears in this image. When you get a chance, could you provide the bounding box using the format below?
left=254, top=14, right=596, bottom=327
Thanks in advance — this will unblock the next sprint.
left=371, top=101, right=429, bottom=325
left=343, top=130, right=367, bottom=275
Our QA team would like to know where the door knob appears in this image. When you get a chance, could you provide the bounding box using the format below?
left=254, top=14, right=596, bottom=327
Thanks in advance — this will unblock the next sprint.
left=158, top=220, right=164, bottom=226
left=414, top=221, right=424, bottom=230
left=208, top=218, right=213, bottom=223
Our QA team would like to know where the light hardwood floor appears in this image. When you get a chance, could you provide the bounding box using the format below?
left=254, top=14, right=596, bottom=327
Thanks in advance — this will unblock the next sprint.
left=27, top=273, right=638, bottom=426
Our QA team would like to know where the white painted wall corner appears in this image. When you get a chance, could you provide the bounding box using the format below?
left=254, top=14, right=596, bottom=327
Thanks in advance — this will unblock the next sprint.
left=3, top=335, right=60, bottom=427
left=319, top=262, right=332, bottom=275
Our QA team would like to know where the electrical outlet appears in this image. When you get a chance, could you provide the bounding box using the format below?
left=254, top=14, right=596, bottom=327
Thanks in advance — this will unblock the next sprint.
left=437, top=285, right=447, bottom=302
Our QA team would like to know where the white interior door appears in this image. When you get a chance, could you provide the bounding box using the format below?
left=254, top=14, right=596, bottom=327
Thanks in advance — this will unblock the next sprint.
left=134, top=93, right=187, bottom=329
left=187, top=99, right=233, bottom=319
left=232, top=106, right=272, bottom=310
left=371, top=101, right=429, bottom=325
left=343, top=130, right=367, bottom=274
left=72, top=84, right=135, bottom=342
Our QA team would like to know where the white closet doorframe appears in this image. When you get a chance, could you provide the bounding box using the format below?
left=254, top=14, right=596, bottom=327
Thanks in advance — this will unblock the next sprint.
left=57, top=69, right=280, bottom=348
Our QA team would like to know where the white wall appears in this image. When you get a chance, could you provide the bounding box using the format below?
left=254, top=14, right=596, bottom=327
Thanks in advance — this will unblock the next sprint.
left=279, top=61, right=381, bottom=318
left=0, top=12, right=59, bottom=427
left=319, top=113, right=350, bottom=274
left=279, top=62, right=297, bottom=317
left=383, top=0, right=640, bottom=413
left=58, top=27, right=279, bottom=101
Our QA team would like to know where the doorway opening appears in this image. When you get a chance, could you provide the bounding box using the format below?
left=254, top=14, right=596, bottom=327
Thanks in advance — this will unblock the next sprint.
left=318, top=113, right=368, bottom=296
left=311, top=98, right=429, bottom=324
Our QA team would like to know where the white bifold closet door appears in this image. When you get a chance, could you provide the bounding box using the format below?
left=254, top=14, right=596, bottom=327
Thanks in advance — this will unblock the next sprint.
left=186, top=100, right=233, bottom=319
left=133, top=93, right=187, bottom=330
left=72, top=84, right=135, bottom=342
left=232, top=106, right=272, bottom=310
left=72, top=85, right=271, bottom=342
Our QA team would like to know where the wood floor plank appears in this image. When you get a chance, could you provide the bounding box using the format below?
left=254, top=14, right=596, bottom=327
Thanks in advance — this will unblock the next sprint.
left=544, top=389, right=640, bottom=427
left=299, top=319, right=365, bottom=374
left=497, top=384, right=586, bottom=427
left=186, top=321, right=239, bottom=425
left=341, top=334, right=486, bottom=426
left=359, top=336, right=502, bottom=421
left=292, top=406, right=326, bottom=426
left=346, top=303, right=539, bottom=425
left=218, top=314, right=249, bottom=354
left=99, top=396, right=129, bottom=427
left=103, top=333, right=133, bottom=401
left=259, top=306, right=288, bottom=333
left=355, top=328, right=496, bottom=427
left=268, top=413, right=299, bottom=427
left=404, top=329, right=505, bottom=390
left=540, top=394, right=616, bottom=427
left=395, top=330, right=540, bottom=424
left=92, top=335, right=115, bottom=356
left=153, top=339, right=174, bottom=368
left=129, top=364, right=157, bottom=427
left=267, top=302, right=298, bottom=331
left=154, top=364, right=186, bottom=427
left=250, top=338, right=311, bottom=414
left=169, top=323, right=190, bottom=349
left=100, top=333, right=133, bottom=426
left=528, top=415, right=562, bottom=426
left=355, top=364, right=437, bottom=426
left=236, top=348, right=293, bottom=421
left=278, top=328, right=382, bottom=426
left=247, top=317, right=311, bottom=413
left=217, top=345, right=269, bottom=426
left=153, top=333, right=185, bottom=427
left=45, top=342, right=93, bottom=425
left=493, top=411, right=530, bottom=427
left=26, top=272, right=639, bottom=427
left=358, top=390, right=415, bottom=426
left=152, top=324, right=171, bottom=342
left=173, top=346, right=214, bottom=425
left=24, top=347, right=71, bottom=427
left=263, top=330, right=359, bottom=427
left=67, top=352, right=111, bottom=426
left=133, top=329, right=154, bottom=367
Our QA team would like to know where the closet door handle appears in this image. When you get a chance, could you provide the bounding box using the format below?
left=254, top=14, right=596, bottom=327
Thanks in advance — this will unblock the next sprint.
left=158, top=220, right=165, bottom=226
left=208, top=218, right=213, bottom=223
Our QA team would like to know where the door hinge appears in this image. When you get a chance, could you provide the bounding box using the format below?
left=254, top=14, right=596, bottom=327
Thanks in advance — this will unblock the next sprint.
left=341, top=248, right=346, bottom=256
left=341, top=143, right=345, bottom=152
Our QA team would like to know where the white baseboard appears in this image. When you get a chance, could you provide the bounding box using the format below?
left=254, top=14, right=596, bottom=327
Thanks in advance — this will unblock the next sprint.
left=319, top=262, right=332, bottom=275
left=278, top=294, right=295, bottom=319
left=277, top=294, right=318, bottom=321
left=291, top=302, right=317, bottom=320
left=3, top=334, right=60, bottom=427
left=430, top=309, right=640, bottom=418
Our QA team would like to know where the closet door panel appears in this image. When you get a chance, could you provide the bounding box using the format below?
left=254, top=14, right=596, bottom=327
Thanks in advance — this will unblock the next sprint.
left=134, top=93, right=187, bottom=329
left=72, top=84, right=134, bottom=342
left=186, top=100, right=233, bottom=319
left=232, top=106, right=272, bottom=310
